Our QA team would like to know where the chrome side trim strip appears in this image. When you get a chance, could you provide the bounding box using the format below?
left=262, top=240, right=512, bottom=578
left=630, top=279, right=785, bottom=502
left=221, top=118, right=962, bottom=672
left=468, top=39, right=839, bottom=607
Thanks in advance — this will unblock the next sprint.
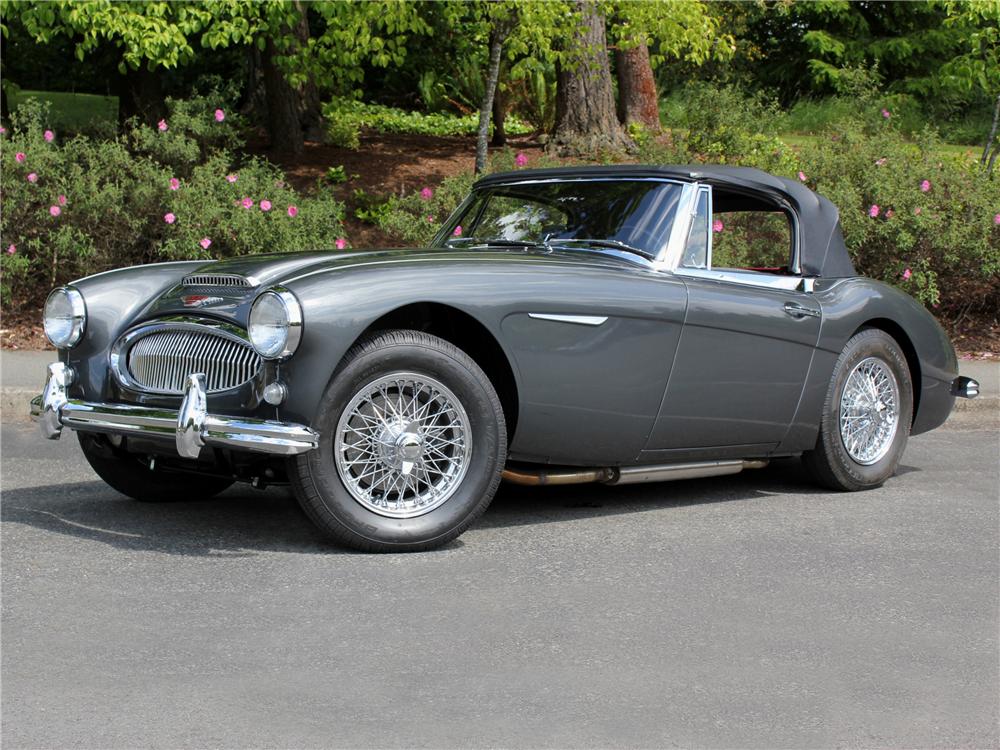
left=528, top=313, right=608, bottom=326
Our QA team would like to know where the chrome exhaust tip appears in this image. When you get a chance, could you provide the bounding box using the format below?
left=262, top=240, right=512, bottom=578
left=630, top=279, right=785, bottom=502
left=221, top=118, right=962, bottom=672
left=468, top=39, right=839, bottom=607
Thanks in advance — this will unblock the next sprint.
left=951, top=376, right=980, bottom=399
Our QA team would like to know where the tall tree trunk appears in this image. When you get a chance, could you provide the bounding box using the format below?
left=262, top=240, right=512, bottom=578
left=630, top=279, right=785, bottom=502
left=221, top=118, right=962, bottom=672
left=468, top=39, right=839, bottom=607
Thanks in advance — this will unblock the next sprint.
left=293, top=0, right=324, bottom=141
left=475, top=21, right=510, bottom=174
left=490, top=81, right=507, bottom=147
left=118, top=64, right=166, bottom=126
left=262, top=37, right=304, bottom=156
left=980, top=92, right=1000, bottom=172
left=615, top=35, right=660, bottom=132
left=551, top=1, right=633, bottom=155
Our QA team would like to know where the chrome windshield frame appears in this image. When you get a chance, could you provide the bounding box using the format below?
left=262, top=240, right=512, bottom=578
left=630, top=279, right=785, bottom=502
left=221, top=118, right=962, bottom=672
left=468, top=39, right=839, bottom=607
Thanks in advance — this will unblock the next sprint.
left=435, top=176, right=689, bottom=263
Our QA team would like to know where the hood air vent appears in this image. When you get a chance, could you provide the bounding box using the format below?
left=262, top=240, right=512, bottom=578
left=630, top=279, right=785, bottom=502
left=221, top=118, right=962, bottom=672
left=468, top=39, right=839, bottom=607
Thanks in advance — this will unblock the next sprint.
left=182, top=273, right=257, bottom=288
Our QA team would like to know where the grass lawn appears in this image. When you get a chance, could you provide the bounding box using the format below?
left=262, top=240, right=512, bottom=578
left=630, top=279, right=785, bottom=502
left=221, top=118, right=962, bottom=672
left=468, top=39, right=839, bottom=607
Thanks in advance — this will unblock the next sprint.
left=8, top=90, right=118, bottom=132
left=779, top=131, right=979, bottom=161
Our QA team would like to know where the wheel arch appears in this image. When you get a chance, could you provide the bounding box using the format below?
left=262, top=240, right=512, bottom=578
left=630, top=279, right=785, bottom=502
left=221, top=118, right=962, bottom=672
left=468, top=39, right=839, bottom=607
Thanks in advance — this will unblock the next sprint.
left=854, top=317, right=921, bottom=425
left=349, top=302, right=520, bottom=442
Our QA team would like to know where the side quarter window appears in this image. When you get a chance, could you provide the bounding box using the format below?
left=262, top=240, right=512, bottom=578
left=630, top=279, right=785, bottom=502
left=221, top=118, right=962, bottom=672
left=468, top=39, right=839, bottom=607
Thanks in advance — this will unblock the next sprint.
left=680, top=188, right=711, bottom=269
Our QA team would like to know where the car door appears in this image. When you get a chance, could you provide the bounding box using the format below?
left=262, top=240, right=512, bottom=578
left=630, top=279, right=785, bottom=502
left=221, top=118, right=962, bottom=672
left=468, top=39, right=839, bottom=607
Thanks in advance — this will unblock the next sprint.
left=642, top=185, right=823, bottom=459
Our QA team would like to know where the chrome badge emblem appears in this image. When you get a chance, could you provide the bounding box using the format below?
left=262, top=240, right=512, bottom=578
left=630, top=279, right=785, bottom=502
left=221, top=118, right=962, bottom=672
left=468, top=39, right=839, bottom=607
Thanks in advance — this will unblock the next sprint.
left=181, top=295, right=225, bottom=308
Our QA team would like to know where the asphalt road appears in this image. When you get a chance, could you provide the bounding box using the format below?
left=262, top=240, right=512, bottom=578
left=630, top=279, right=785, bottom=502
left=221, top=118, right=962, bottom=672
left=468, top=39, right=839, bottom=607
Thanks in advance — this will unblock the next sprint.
left=2, top=421, right=997, bottom=749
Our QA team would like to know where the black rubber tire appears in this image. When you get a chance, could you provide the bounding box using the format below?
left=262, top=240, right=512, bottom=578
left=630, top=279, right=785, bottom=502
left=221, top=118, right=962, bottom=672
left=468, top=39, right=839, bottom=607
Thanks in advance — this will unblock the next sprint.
left=289, top=329, right=507, bottom=552
left=803, top=328, right=913, bottom=491
left=77, top=432, right=234, bottom=502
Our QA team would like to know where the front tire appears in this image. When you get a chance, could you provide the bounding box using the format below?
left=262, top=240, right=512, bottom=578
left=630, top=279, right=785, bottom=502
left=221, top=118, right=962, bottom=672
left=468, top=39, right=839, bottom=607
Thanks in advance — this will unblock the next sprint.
left=78, top=432, right=234, bottom=502
left=803, top=328, right=913, bottom=491
left=289, top=330, right=507, bottom=552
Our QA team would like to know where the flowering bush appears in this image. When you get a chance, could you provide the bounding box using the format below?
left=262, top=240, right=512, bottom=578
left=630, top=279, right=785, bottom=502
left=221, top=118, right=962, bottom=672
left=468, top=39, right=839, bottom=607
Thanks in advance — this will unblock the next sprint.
left=646, top=85, right=998, bottom=315
left=0, top=99, right=345, bottom=309
left=796, top=122, right=998, bottom=310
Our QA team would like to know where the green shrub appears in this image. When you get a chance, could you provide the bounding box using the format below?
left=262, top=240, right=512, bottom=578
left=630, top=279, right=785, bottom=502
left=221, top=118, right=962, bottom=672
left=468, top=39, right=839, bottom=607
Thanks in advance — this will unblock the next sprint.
left=1, top=99, right=345, bottom=309
left=797, top=122, right=999, bottom=308
left=322, top=97, right=532, bottom=149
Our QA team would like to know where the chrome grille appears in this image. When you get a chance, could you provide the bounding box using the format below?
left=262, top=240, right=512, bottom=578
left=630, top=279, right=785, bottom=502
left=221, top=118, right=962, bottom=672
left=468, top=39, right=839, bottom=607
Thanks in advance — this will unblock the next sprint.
left=125, top=328, right=261, bottom=394
left=182, top=274, right=255, bottom=288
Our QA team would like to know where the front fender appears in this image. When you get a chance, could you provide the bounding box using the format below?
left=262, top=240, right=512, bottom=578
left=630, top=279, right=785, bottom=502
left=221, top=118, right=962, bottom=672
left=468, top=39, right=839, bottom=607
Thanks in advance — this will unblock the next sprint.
left=66, top=261, right=206, bottom=400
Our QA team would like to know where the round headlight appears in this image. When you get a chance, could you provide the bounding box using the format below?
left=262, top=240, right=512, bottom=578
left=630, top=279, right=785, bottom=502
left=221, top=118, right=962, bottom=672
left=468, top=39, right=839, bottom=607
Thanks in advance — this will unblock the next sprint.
left=248, top=289, right=302, bottom=360
left=43, top=286, right=86, bottom=348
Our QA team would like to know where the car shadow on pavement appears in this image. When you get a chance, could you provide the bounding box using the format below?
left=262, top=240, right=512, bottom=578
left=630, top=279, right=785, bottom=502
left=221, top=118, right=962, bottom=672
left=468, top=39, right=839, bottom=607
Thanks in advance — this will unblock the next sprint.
left=1, top=458, right=920, bottom=556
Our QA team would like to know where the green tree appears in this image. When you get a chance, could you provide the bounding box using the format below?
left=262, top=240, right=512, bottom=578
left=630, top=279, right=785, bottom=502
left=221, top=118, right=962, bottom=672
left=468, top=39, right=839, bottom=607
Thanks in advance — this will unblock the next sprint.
left=2, top=0, right=428, bottom=153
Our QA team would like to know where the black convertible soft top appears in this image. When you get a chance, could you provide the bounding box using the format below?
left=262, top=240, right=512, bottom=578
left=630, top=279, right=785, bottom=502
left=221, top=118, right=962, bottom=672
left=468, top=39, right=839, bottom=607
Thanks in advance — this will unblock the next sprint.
left=475, top=165, right=856, bottom=278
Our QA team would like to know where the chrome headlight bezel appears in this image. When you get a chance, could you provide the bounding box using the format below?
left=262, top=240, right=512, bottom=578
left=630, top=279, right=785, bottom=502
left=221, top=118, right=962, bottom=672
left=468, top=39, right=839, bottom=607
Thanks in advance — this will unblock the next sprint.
left=248, top=288, right=302, bottom=360
left=43, top=286, right=87, bottom=349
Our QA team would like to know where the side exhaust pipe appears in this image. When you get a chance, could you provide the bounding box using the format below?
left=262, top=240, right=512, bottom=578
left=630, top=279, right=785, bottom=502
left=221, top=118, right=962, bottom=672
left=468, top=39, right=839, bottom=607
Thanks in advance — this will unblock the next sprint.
left=501, top=459, right=768, bottom=487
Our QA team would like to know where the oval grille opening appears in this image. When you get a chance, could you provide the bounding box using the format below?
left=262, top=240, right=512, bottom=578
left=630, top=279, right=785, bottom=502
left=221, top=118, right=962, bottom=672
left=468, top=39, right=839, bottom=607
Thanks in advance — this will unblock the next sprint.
left=126, top=328, right=261, bottom=394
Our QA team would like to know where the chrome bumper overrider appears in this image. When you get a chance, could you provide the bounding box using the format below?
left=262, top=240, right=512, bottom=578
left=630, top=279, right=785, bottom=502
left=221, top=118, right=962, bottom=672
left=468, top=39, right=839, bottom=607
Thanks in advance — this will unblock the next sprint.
left=29, top=362, right=318, bottom=457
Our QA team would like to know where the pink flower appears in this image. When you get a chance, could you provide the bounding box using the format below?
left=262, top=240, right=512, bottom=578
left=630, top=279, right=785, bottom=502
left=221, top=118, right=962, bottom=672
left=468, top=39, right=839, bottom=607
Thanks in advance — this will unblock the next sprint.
left=15, top=152, right=25, bottom=163
left=915, top=207, right=922, bottom=216
left=49, top=205, right=61, bottom=217
left=885, top=209, right=895, bottom=219
left=869, top=204, right=880, bottom=218
left=44, top=130, right=54, bottom=142
left=335, top=238, right=347, bottom=250
left=26, top=172, right=37, bottom=183
left=287, top=205, right=298, bottom=217
left=57, top=194, right=67, bottom=206
left=157, top=119, right=168, bottom=132
left=260, top=200, right=272, bottom=212
left=875, top=158, right=887, bottom=166
left=241, top=197, right=253, bottom=209
left=214, top=109, right=225, bottom=122
left=881, top=108, right=891, bottom=119
left=994, top=213, right=1000, bottom=225
left=226, top=173, right=238, bottom=183
left=515, top=152, right=529, bottom=167
left=169, top=178, right=180, bottom=191
left=0, top=126, right=6, bottom=134
left=6, top=244, right=16, bottom=255
left=426, top=215, right=435, bottom=223
left=797, top=171, right=807, bottom=182
left=199, top=237, right=212, bottom=250
left=712, top=218, right=724, bottom=233
left=902, top=267, right=912, bottom=281
left=164, top=212, right=176, bottom=224
left=453, top=225, right=463, bottom=237
left=420, top=187, right=433, bottom=201
left=920, top=179, right=931, bottom=193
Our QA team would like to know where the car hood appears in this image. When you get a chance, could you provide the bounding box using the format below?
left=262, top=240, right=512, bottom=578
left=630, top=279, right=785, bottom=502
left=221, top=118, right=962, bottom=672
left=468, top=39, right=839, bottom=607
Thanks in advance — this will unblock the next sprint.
left=139, top=245, right=647, bottom=324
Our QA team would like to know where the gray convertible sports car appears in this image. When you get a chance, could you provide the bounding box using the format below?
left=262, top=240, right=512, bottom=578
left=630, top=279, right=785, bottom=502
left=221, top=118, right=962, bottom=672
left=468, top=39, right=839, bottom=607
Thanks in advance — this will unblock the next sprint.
left=31, top=165, right=979, bottom=551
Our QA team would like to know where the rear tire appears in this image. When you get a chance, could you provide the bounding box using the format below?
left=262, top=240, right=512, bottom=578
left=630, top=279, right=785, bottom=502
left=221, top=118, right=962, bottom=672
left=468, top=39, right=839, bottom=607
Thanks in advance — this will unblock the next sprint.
left=78, top=432, right=234, bottom=502
left=803, top=328, right=913, bottom=491
left=289, top=330, right=507, bottom=553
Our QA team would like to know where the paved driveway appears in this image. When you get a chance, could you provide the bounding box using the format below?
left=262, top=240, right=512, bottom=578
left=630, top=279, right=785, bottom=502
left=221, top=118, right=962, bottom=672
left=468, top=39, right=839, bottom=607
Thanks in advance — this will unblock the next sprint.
left=2, top=421, right=997, bottom=749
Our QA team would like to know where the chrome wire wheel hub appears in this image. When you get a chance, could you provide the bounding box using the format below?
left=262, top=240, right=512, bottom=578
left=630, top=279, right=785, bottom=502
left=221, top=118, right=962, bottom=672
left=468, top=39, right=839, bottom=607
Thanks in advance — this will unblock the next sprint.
left=334, top=372, right=472, bottom=518
left=839, top=357, right=900, bottom=465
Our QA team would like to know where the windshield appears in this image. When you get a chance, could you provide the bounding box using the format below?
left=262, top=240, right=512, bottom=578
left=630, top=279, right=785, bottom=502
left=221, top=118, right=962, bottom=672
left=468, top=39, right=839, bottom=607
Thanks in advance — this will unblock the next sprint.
left=436, top=179, right=684, bottom=259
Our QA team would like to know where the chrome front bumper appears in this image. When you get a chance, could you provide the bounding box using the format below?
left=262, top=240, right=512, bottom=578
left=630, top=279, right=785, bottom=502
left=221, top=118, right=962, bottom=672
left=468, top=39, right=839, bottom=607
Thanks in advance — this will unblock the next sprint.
left=30, top=362, right=318, bottom=457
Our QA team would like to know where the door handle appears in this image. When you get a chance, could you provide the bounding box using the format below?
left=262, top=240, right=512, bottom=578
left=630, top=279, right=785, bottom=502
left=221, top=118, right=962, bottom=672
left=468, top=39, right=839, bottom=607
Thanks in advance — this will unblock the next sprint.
left=783, top=302, right=821, bottom=319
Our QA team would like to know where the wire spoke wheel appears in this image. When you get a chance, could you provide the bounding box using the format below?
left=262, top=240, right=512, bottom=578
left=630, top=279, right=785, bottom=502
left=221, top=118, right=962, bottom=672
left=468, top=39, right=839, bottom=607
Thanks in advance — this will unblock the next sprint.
left=334, top=371, right=473, bottom=518
left=838, top=356, right=900, bottom=465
